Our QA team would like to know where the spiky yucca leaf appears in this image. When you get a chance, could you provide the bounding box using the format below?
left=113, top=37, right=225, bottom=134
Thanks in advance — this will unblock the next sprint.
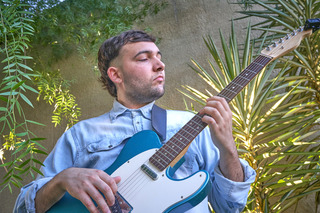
left=181, top=20, right=320, bottom=212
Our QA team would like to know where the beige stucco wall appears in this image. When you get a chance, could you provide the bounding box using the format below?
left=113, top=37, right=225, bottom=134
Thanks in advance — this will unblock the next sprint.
left=0, top=0, right=315, bottom=212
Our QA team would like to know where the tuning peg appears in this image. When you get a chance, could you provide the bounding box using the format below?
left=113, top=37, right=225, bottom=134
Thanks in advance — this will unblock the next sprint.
left=285, top=34, right=290, bottom=39
left=297, top=26, right=304, bottom=32
left=272, top=42, right=277, bottom=47
left=291, top=30, right=297, bottom=36
left=266, top=46, right=271, bottom=51
left=279, top=38, right=283, bottom=43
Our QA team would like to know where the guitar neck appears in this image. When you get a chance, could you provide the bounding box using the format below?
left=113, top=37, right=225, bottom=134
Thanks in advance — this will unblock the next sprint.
left=150, top=54, right=273, bottom=171
left=218, top=54, right=273, bottom=103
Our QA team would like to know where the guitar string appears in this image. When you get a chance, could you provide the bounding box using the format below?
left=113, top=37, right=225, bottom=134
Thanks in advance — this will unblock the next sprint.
left=116, top=158, right=164, bottom=203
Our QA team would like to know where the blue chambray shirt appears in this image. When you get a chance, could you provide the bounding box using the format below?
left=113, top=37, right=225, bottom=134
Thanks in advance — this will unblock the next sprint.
left=14, top=100, right=256, bottom=213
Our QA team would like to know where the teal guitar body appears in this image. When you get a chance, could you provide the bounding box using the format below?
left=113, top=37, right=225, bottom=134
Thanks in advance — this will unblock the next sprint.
left=47, top=130, right=211, bottom=213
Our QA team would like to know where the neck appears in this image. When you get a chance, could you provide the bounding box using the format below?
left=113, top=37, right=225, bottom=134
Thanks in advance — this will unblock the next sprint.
left=116, top=98, right=152, bottom=109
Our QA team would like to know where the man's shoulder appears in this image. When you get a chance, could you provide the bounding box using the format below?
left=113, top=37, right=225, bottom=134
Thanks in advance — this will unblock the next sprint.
left=69, top=113, right=110, bottom=135
left=166, top=109, right=195, bottom=128
left=167, top=109, right=195, bottom=119
left=73, top=113, right=110, bottom=128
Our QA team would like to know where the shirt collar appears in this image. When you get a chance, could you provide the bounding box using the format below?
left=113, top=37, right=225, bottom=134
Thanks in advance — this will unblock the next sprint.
left=109, top=100, right=154, bottom=121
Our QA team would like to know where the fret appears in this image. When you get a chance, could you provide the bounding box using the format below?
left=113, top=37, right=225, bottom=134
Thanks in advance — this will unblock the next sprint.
left=171, top=136, right=188, bottom=148
left=161, top=144, right=177, bottom=158
left=226, top=82, right=242, bottom=92
left=180, top=127, right=197, bottom=138
left=174, top=132, right=190, bottom=142
left=150, top=54, right=273, bottom=171
left=241, top=69, right=257, bottom=78
left=165, top=142, right=182, bottom=154
left=150, top=156, right=166, bottom=170
left=217, top=94, right=232, bottom=102
left=185, top=123, right=203, bottom=134
left=156, top=146, right=174, bottom=162
left=224, top=87, right=238, bottom=95
left=237, top=74, right=251, bottom=82
left=188, top=119, right=204, bottom=127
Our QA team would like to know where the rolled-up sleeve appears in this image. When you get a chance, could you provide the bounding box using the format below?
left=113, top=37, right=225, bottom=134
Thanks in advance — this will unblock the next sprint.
left=210, top=159, right=256, bottom=212
left=194, top=127, right=256, bottom=212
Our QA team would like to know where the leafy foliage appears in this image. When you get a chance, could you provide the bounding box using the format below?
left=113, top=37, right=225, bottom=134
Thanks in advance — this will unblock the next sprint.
left=35, top=69, right=81, bottom=130
left=181, top=19, right=320, bottom=212
left=233, top=1, right=320, bottom=211
left=0, top=0, right=47, bottom=192
left=31, top=0, right=167, bottom=62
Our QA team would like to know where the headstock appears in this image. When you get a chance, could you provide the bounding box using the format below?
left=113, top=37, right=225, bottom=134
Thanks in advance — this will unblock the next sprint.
left=261, top=18, right=319, bottom=61
left=261, top=26, right=312, bottom=60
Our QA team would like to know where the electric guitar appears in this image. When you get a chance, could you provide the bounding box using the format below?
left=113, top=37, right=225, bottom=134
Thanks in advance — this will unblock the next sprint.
left=47, top=20, right=319, bottom=212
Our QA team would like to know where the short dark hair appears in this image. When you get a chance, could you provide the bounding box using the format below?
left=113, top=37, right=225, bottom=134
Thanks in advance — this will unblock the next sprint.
left=98, top=30, right=156, bottom=97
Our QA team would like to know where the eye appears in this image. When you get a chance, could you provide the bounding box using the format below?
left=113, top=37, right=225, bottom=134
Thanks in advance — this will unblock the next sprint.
left=138, top=58, right=148, bottom=61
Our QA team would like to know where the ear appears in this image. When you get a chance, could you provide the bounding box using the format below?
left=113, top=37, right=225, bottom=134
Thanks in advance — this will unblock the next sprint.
left=107, top=66, right=122, bottom=84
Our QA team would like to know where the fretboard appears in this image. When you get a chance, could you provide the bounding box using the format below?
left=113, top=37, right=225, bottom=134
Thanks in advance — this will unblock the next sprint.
left=149, top=54, right=273, bottom=171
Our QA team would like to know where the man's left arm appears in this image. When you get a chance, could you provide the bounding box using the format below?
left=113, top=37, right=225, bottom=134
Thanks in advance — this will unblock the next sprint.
left=200, top=96, right=244, bottom=182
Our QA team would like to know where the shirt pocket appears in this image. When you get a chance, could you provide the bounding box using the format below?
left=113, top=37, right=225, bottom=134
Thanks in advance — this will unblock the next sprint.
left=86, top=135, right=130, bottom=152
left=84, top=136, right=131, bottom=170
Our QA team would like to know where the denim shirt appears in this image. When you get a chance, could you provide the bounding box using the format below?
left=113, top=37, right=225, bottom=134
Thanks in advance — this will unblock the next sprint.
left=14, top=100, right=256, bottom=213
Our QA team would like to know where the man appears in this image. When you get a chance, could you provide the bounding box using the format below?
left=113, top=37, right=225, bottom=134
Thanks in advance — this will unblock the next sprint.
left=14, top=30, right=256, bottom=213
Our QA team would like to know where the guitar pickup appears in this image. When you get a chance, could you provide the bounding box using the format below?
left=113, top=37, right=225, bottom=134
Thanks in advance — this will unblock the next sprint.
left=141, top=164, right=159, bottom=180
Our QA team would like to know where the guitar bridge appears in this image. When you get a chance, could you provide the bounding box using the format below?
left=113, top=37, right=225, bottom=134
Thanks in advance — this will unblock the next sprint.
left=108, top=192, right=132, bottom=213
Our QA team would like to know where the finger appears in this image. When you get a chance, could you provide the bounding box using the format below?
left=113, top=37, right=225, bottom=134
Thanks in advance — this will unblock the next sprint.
left=92, top=178, right=115, bottom=207
left=78, top=192, right=101, bottom=213
left=201, top=103, right=225, bottom=126
left=98, top=173, right=120, bottom=196
left=85, top=183, right=111, bottom=212
left=207, top=96, right=231, bottom=112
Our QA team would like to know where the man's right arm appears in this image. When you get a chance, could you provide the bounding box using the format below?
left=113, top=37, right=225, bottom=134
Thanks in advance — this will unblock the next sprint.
left=35, top=167, right=121, bottom=213
left=14, top=126, right=121, bottom=213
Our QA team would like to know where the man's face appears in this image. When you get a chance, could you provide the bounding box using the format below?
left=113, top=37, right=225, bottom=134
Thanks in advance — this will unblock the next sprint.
left=115, top=41, right=165, bottom=107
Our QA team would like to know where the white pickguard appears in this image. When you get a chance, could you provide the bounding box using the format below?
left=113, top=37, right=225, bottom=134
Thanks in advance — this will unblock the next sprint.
left=112, top=148, right=207, bottom=212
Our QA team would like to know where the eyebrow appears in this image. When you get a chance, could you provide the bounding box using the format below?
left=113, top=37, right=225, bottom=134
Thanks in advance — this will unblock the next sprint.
left=133, top=50, right=162, bottom=59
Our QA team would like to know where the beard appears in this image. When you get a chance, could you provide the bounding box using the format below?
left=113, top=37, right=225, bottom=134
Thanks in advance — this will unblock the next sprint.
left=123, top=77, right=165, bottom=105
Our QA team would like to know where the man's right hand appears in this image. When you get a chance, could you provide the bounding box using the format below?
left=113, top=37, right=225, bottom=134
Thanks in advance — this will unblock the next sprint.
left=35, top=167, right=121, bottom=213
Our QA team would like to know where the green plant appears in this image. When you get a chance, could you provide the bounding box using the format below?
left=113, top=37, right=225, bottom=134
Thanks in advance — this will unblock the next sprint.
left=0, top=0, right=47, bottom=192
left=32, top=0, right=167, bottom=63
left=180, top=20, right=320, bottom=212
left=233, top=1, right=320, bottom=211
left=34, top=69, right=81, bottom=130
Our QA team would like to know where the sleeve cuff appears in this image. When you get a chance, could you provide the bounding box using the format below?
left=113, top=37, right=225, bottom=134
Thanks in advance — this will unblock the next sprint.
left=214, top=158, right=256, bottom=203
left=24, top=177, right=53, bottom=212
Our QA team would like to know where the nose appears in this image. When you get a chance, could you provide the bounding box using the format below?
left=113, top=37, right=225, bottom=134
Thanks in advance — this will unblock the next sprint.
left=153, top=57, right=165, bottom=72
